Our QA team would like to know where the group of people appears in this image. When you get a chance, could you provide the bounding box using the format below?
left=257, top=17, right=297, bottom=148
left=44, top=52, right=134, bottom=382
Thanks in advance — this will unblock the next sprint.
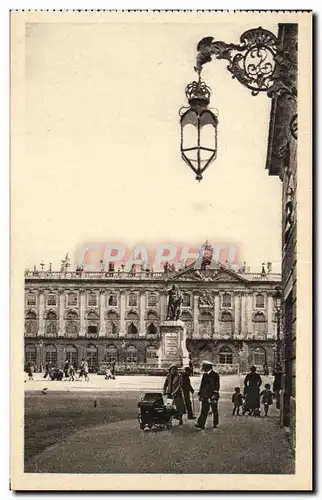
left=163, top=360, right=220, bottom=430
left=232, top=365, right=274, bottom=417
left=163, top=362, right=275, bottom=430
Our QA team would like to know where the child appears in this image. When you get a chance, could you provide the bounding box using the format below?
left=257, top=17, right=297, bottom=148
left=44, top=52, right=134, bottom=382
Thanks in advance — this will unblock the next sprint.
left=68, top=364, right=75, bottom=381
left=232, top=387, right=243, bottom=416
left=260, top=383, right=274, bottom=416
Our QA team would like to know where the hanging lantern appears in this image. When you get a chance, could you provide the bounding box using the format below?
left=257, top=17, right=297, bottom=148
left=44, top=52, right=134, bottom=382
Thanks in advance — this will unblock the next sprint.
left=179, top=78, right=218, bottom=181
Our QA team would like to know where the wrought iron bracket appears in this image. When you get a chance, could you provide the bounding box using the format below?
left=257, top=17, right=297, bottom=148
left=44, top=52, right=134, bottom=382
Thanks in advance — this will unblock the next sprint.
left=195, top=27, right=297, bottom=102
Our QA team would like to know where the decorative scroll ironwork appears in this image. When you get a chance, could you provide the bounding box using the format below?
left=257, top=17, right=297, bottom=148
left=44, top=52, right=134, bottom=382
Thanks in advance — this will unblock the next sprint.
left=195, top=26, right=297, bottom=101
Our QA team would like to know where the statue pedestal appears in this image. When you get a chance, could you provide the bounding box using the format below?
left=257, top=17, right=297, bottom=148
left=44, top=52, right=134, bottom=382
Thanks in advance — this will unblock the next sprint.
left=157, top=320, right=189, bottom=369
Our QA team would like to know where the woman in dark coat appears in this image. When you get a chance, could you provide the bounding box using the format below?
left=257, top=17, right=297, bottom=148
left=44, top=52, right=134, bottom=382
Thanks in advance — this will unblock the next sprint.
left=243, top=365, right=262, bottom=414
left=163, top=365, right=186, bottom=425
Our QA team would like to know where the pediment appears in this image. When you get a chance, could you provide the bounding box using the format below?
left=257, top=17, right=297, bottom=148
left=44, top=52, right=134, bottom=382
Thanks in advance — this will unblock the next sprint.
left=168, top=264, right=248, bottom=283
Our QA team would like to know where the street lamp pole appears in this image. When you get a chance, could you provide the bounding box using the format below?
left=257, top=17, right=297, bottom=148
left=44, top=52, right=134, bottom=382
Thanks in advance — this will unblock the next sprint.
left=273, top=285, right=283, bottom=410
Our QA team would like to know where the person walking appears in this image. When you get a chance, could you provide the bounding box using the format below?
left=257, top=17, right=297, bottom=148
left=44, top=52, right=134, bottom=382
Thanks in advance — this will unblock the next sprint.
left=243, top=365, right=262, bottom=416
left=195, top=361, right=220, bottom=430
left=181, top=367, right=196, bottom=420
left=232, top=387, right=243, bottom=416
left=163, top=365, right=186, bottom=425
left=260, top=383, right=274, bottom=416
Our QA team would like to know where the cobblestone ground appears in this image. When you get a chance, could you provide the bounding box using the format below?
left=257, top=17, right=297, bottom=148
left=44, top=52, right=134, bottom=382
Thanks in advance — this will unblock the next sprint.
left=24, top=375, right=294, bottom=474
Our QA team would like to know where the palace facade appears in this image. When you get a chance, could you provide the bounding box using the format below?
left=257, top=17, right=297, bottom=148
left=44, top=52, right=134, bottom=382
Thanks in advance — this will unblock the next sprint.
left=24, top=259, right=281, bottom=374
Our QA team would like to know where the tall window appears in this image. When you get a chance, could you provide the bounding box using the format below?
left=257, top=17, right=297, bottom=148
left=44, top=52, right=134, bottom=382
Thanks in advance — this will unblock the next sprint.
left=68, top=292, right=78, bottom=306
left=45, top=311, right=58, bottom=336
left=146, top=345, right=158, bottom=363
left=222, top=293, right=232, bottom=308
left=87, top=311, right=99, bottom=335
left=65, top=310, right=79, bottom=336
left=219, top=346, right=233, bottom=364
left=199, top=345, right=212, bottom=362
left=106, top=345, right=118, bottom=363
left=25, top=344, right=37, bottom=365
left=221, top=312, right=233, bottom=336
left=181, top=310, right=193, bottom=337
left=147, top=323, right=157, bottom=335
left=252, top=347, right=266, bottom=366
left=126, top=345, right=138, bottom=363
left=45, top=344, right=57, bottom=366
left=128, top=293, right=138, bottom=307
left=65, top=344, right=78, bottom=367
left=253, top=312, right=266, bottom=336
left=182, top=293, right=191, bottom=307
left=108, top=293, right=117, bottom=307
left=147, top=293, right=158, bottom=307
left=25, top=311, right=38, bottom=336
left=86, top=344, right=98, bottom=370
left=127, top=322, right=138, bottom=335
left=88, top=294, right=97, bottom=307
left=255, top=293, right=265, bottom=308
left=47, top=294, right=57, bottom=306
left=107, top=311, right=119, bottom=335
left=199, top=311, right=213, bottom=337
left=27, top=293, right=36, bottom=306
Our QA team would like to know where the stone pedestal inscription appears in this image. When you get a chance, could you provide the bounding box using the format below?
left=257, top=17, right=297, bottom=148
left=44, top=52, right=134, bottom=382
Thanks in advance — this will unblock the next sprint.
left=157, top=320, right=189, bottom=369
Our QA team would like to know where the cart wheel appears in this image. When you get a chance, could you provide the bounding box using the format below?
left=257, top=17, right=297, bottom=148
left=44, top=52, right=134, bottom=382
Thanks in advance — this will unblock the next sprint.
left=166, top=420, right=172, bottom=430
left=140, top=422, right=145, bottom=430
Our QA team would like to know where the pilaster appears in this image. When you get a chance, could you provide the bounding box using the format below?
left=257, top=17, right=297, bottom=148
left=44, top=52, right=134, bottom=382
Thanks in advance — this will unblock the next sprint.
left=79, top=290, right=86, bottom=336
left=99, top=289, right=106, bottom=336
left=58, top=290, right=65, bottom=336
left=38, top=291, right=45, bottom=335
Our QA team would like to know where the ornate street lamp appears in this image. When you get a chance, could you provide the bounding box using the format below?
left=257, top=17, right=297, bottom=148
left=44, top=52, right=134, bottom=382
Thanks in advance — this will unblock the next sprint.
left=180, top=78, right=218, bottom=181
left=180, top=26, right=297, bottom=181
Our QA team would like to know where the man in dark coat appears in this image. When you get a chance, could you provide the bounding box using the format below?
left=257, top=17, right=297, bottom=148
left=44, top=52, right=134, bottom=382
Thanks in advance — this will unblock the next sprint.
left=243, top=365, right=262, bottom=414
left=181, top=367, right=195, bottom=420
left=195, top=361, right=220, bottom=430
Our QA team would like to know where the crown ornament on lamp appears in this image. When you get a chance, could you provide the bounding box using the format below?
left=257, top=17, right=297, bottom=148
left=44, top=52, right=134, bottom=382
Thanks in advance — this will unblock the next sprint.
left=179, top=77, right=218, bottom=182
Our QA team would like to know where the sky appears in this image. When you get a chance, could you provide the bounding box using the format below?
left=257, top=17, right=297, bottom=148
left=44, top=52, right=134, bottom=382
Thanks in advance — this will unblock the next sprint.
left=18, top=18, right=282, bottom=273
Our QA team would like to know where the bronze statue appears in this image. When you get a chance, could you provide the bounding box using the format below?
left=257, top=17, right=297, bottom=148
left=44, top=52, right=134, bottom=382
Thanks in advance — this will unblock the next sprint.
left=166, top=284, right=183, bottom=320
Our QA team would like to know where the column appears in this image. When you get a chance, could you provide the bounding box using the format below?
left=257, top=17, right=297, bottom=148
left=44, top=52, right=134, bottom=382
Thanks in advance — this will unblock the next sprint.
left=267, top=294, right=274, bottom=337
left=38, top=291, right=45, bottom=335
left=58, top=290, right=65, bottom=336
left=240, top=292, right=247, bottom=335
left=214, top=292, right=220, bottom=335
left=247, top=293, right=253, bottom=335
left=119, top=291, right=126, bottom=337
left=139, top=292, right=146, bottom=337
left=99, top=290, right=106, bottom=336
left=193, top=294, right=199, bottom=338
left=160, top=292, right=167, bottom=321
left=79, top=290, right=86, bottom=336
left=234, top=292, right=240, bottom=336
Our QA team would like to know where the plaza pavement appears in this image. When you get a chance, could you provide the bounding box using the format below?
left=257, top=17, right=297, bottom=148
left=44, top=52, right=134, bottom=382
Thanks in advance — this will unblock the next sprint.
left=24, top=373, right=295, bottom=474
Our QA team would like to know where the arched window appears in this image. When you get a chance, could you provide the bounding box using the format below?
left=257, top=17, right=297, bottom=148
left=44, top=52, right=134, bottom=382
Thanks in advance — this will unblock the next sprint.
left=87, top=311, right=99, bottom=335
left=255, top=294, right=265, bottom=308
left=181, top=310, right=193, bottom=337
left=25, top=344, right=37, bottom=365
left=25, top=311, right=38, bottom=336
left=65, top=344, right=78, bottom=367
left=221, top=311, right=233, bottom=336
left=199, top=311, right=213, bottom=337
left=253, top=312, right=267, bottom=336
left=252, top=347, right=266, bottom=367
left=222, top=293, right=232, bottom=308
left=45, top=344, right=57, bottom=366
left=219, top=346, right=233, bottom=365
left=45, top=311, right=57, bottom=336
left=127, top=322, right=138, bottom=335
left=146, top=345, right=158, bottom=364
left=199, top=345, right=212, bottom=362
left=147, top=293, right=158, bottom=307
left=105, top=345, right=118, bottom=363
left=147, top=323, right=157, bottom=335
left=126, top=345, right=138, bottom=363
left=128, top=293, right=138, bottom=307
left=86, top=344, right=98, bottom=370
left=65, top=310, right=79, bottom=336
